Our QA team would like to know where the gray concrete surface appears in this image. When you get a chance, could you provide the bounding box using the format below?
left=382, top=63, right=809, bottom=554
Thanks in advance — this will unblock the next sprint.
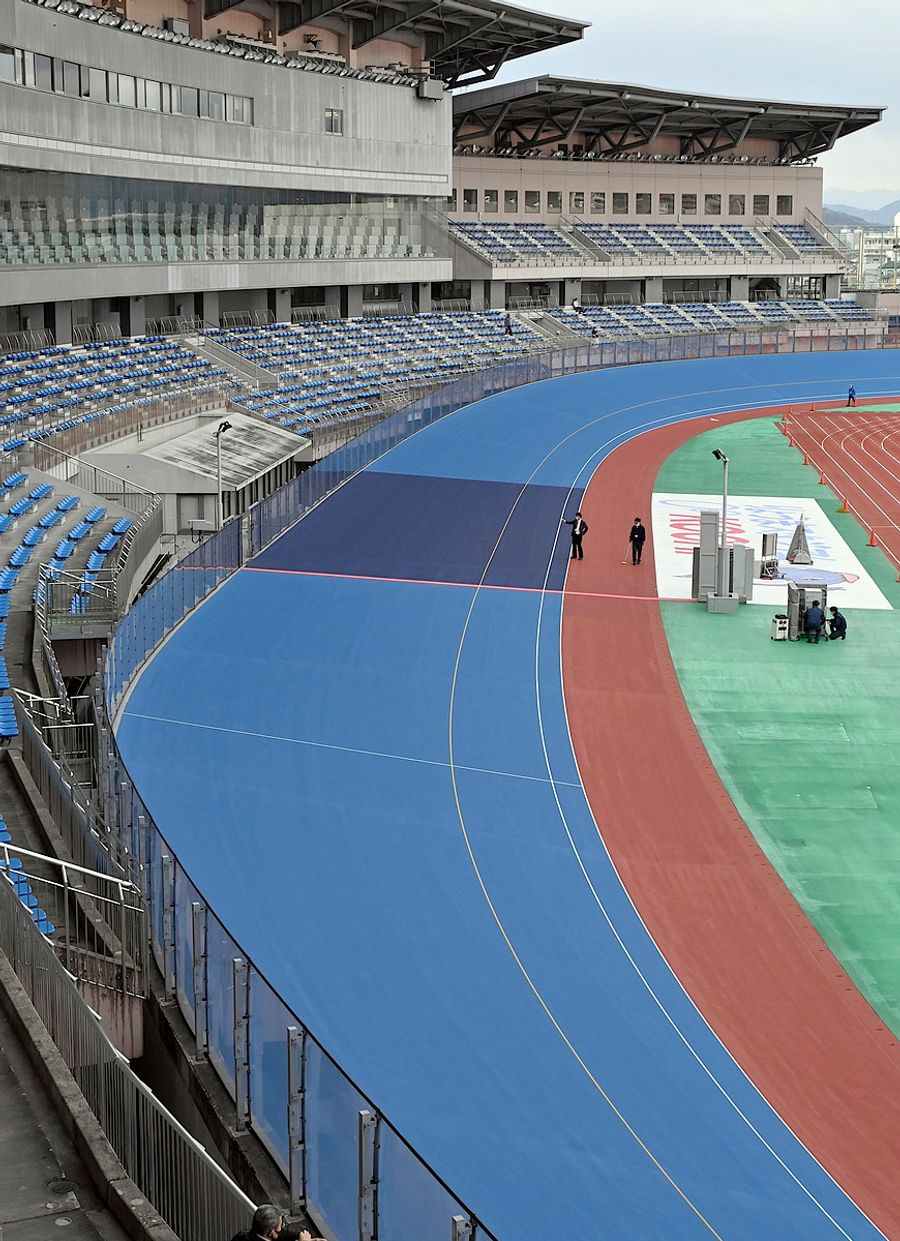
left=0, top=989, right=131, bottom=1241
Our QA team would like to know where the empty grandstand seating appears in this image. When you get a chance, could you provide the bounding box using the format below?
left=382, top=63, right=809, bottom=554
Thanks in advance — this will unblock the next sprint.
left=450, top=218, right=844, bottom=266
left=547, top=299, right=876, bottom=339
left=217, top=311, right=544, bottom=432
left=0, top=196, right=435, bottom=268
left=0, top=338, right=233, bottom=446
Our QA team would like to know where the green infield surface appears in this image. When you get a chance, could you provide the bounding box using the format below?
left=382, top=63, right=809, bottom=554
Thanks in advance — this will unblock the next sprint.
left=656, top=409, right=900, bottom=1036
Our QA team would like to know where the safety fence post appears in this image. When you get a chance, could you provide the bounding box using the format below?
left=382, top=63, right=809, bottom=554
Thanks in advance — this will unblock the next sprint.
left=192, top=901, right=209, bottom=1059
left=287, top=1026, right=308, bottom=1212
left=233, top=958, right=251, bottom=1129
left=162, top=853, right=175, bottom=999
left=358, top=1109, right=380, bottom=1241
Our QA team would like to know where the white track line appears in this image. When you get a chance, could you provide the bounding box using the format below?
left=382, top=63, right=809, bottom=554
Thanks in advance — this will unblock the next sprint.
left=120, top=711, right=581, bottom=788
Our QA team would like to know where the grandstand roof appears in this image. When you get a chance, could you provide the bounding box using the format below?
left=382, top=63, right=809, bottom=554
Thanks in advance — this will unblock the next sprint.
left=266, top=0, right=588, bottom=87
left=453, top=76, right=884, bottom=159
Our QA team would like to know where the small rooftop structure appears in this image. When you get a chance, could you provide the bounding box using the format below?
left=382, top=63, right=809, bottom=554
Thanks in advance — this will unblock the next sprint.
left=453, top=76, right=885, bottom=159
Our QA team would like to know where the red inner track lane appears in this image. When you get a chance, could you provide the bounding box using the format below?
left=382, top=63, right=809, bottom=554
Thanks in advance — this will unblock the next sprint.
left=785, top=401, right=900, bottom=573
left=563, top=403, right=900, bottom=1237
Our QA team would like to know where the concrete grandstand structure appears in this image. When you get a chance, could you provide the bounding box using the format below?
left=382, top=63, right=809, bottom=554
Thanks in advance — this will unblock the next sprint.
left=2, top=3, right=900, bottom=1241
left=449, top=76, right=882, bottom=308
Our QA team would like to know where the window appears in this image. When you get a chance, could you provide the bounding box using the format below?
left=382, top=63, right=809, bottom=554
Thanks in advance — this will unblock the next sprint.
left=776, top=194, right=793, bottom=215
left=324, top=107, right=343, bottom=135
left=704, top=193, right=721, bottom=216
left=87, top=66, right=108, bottom=101
left=753, top=194, right=770, bottom=215
left=0, top=45, right=16, bottom=82
left=484, top=189, right=498, bottom=213
left=569, top=191, right=584, bottom=214
left=681, top=193, right=697, bottom=215
left=143, top=78, right=161, bottom=112
left=590, top=191, right=606, bottom=214
left=547, top=190, right=562, bottom=213
left=446, top=189, right=457, bottom=212
left=117, top=74, right=136, bottom=108
left=179, top=86, right=199, bottom=117
left=659, top=193, right=675, bottom=215
left=33, top=54, right=52, bottom=91
left=612, top=192, right=628, bottom=215
left=226, top=94, right=252, bottom=124
left=635, top=192, right=651, bottom=215
left=525, top=190, right=541, bottom=213
left=463, top=188, right=478, bottom=212
left=3, top=41, right=254, bottom=125
left=15, top=50, right=35, bottom=87
left=729, top=194, right=745, bottom=216
left=504, top=189, right=519, bottom=213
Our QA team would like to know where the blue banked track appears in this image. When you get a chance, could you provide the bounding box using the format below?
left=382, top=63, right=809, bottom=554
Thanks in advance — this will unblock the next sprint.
left=117, top=353, right=900, bottom=1241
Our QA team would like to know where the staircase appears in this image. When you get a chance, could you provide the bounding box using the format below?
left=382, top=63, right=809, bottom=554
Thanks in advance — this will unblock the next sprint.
left=519, top=309, right=586, bottom=345
left=181, top=330, right=280, bottom=391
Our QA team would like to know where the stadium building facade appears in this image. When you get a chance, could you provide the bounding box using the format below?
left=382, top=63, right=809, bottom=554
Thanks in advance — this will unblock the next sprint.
left=0, top=0, right=585, bottom=341
left=449, top=76, right=882, bottom=309
left=1, top=0, right=882, bottom=343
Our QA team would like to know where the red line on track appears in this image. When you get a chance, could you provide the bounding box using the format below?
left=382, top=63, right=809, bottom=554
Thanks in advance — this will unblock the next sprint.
left=243, top=563, right=692, bottom=602
left=563, top=404, right=900, bottom=1236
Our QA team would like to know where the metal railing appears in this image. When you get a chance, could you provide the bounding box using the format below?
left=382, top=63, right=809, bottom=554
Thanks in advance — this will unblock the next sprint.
left=1, top=839, right=146, bottom=998
left=0, top=867, right=255, bottom=1241
left=0, top=327, right=56, bottom=353
left=46, top=320, right=891, bottom=1241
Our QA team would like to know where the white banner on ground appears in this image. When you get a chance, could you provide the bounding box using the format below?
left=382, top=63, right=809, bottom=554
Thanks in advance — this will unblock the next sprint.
left=651, top=493, right=892, bottom=610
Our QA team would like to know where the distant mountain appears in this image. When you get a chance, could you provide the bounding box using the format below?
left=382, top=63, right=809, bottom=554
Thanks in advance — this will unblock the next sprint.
left=825, top=200, right=900, bottom=226
left=822, top=207, right=868, bottom=229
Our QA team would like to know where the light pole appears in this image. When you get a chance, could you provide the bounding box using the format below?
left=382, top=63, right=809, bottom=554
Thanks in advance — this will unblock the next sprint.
left=214, top=420, right=232, bottom=530
left=712, top=448, right=729, bottom=596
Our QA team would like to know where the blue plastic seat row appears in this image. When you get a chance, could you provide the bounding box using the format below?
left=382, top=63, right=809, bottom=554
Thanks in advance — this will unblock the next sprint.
left=0, top=696, right=16, bottom=737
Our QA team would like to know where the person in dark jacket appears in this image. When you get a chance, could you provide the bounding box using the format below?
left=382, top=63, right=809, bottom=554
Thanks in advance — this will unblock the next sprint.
left=804, top=600, right=825, bottom=643
left=629, top=517, right=647, bottom=565
left=847, top=384, right=857, bottom=407
left=828, top=606, right=848, bottom=640
left=231, top=1204, right=322, bottom=1241
left=563, top=511, right=588, bottom=560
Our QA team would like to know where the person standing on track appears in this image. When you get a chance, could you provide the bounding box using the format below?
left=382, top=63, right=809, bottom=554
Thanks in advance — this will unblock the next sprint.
left=847, top=384, right=857, bottom=407
left=563, top=511, right=588, bottom=560
left=828, top=606, right=848, bottom=640
left=629, top=516, right=647, bottom=565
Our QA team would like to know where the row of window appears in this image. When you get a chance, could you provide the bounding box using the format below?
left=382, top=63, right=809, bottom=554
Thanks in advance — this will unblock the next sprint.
left=450, top=188, right=794, bottom=218
left=0, top=44, right=254, bottom=124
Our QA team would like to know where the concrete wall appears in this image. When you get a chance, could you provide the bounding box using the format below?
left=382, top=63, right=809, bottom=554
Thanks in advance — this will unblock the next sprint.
left=450, top=157, right=824, bottom=224
left=0, top=258, right=453, bottom=311
left=3, top=0, right=451, bottom=197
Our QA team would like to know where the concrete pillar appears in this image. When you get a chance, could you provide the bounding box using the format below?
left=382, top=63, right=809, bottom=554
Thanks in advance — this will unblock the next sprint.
left=398, top=282, right=415, bottom=310
left=52, top=301, right=73, bottom=346
left=18, top=304, right=43, bottom=332
left=487, top=280, right=507, bottom=310
left=91, top=298, right=113, bottom=331
left=323, top=286, right=342, bottom=320
left=469, top=283, right=486, bottom=311
left=128, top=296, right=146, bottom=338
left=729, top=276, right=750, bottom=302
left=415, top=283, right=432, bottom=313
left=273, top=288, right=291, bottom=324
left=643, top=276, right=664, bottom=304
left=563, top=278, right=582, bottom=307
left=824, top=274, right=842, bottom=299
left=199, top=291, right=220, bottom=326
left=345, top=285, right=364, bottom=318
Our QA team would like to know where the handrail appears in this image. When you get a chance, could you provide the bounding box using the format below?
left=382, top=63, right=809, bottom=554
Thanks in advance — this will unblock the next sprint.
left=0, top=867, right=255, bottom=1240
left=90, top=320, right=889, bottom=1241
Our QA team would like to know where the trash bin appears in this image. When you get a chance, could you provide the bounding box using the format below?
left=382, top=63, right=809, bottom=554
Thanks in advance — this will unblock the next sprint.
left=771, top=614, right=789, bottom=641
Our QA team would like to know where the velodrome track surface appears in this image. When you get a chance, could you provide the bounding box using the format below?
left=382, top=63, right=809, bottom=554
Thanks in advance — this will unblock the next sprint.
left=117, top=351, right=900, bottom=1241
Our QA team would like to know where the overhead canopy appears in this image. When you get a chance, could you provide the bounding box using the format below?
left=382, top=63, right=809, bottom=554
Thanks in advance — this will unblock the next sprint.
left=453, top=76, right=885, bottom=159
left=206, top=0, right=588, bottom=88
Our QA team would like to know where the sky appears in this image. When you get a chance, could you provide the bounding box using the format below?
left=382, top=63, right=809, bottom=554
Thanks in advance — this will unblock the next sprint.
left=477, top=0, right=898, bottom=204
